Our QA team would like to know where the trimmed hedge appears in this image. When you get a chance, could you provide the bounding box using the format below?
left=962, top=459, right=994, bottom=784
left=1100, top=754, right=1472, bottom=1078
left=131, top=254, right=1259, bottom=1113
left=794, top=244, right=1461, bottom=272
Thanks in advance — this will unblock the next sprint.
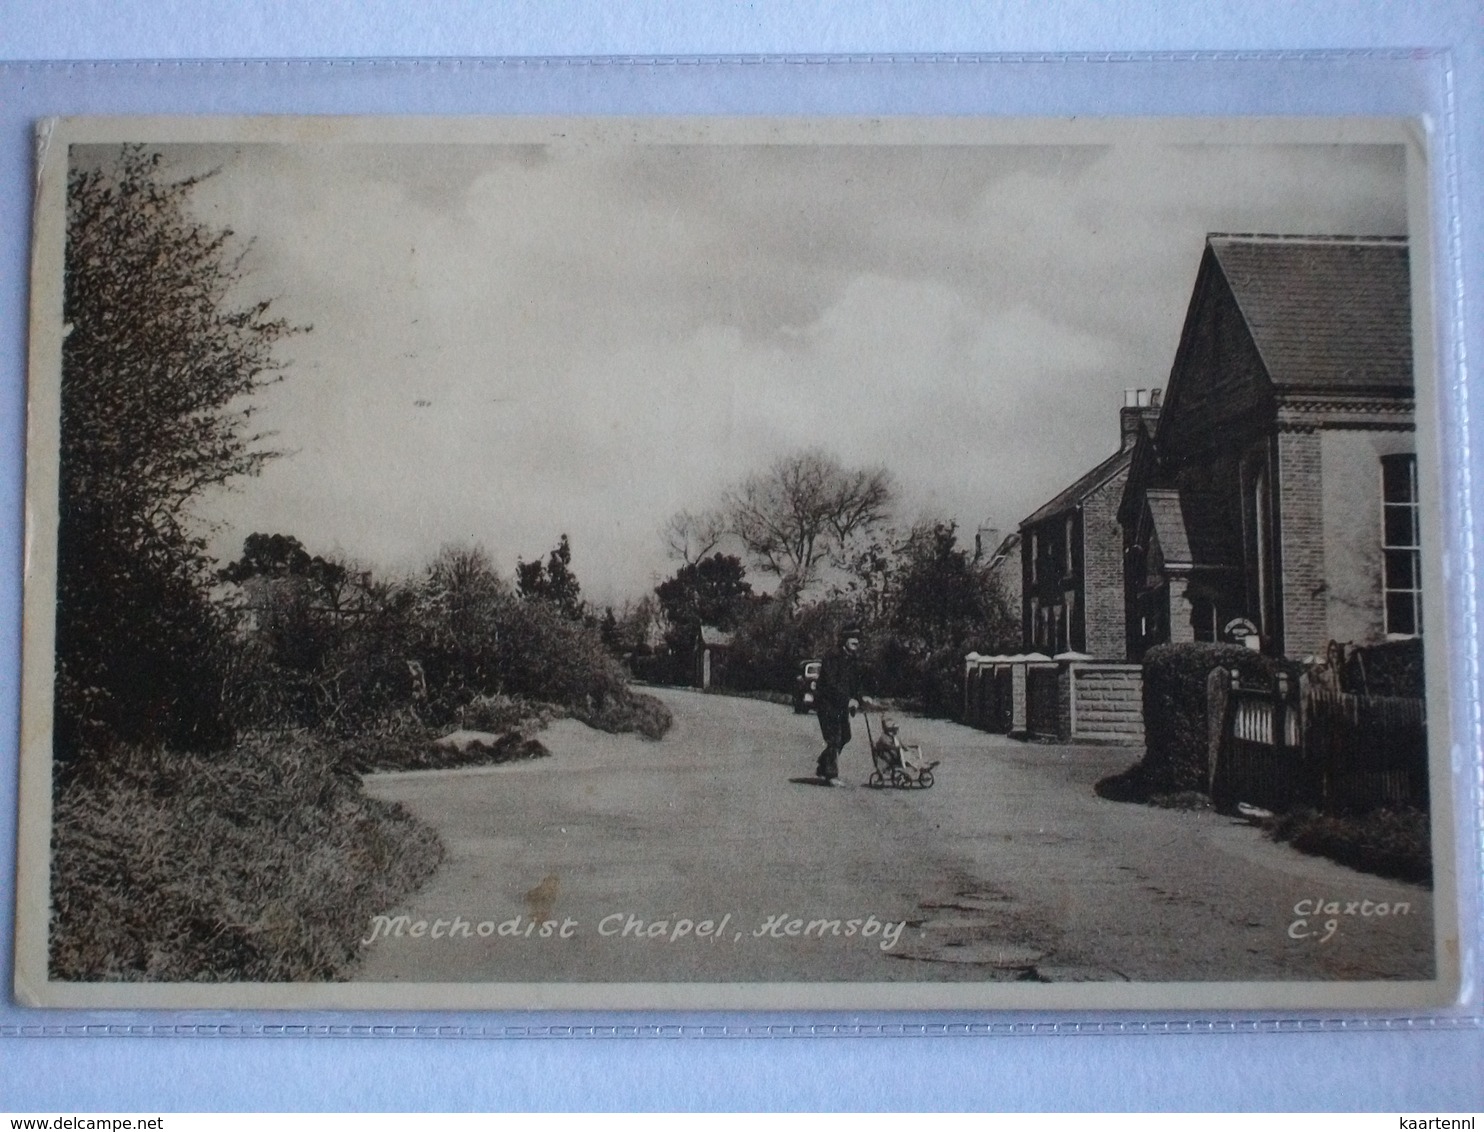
left=1343, top=638, right=1424, bottom=697
left=1139, top=642, right=1295, bottom=795
left=1264, top=807, right=1431, bottom=885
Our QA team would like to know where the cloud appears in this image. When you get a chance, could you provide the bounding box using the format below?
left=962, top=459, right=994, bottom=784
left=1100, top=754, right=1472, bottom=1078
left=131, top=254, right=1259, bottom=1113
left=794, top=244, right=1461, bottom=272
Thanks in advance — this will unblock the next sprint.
left=167, top=138, right=1407, bottom=602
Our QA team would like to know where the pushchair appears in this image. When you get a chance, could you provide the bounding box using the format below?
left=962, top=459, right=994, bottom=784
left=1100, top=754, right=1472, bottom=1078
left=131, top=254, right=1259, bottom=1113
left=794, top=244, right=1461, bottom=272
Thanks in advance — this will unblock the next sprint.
left=863, top=710, right=937, bottom=789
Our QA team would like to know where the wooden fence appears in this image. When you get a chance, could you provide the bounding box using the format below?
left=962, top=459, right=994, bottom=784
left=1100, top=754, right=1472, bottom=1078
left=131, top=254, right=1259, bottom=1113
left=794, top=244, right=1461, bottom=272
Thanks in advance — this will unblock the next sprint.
left=965, top=663, right=1014, bottom=733
left=1212, top=668, right=1427, bottom=814
left=1304, top=687, right=1428, bottom=813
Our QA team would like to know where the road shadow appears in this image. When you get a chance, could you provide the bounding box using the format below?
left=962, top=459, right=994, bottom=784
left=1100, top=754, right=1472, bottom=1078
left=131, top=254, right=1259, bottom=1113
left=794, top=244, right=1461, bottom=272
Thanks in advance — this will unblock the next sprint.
left=787, top=775, right=852, bottom=788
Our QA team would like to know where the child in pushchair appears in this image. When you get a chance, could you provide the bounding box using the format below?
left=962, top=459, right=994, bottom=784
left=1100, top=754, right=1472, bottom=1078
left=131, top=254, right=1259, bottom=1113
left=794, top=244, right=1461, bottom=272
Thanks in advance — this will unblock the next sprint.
left=867, top=715, right=937, bottom=789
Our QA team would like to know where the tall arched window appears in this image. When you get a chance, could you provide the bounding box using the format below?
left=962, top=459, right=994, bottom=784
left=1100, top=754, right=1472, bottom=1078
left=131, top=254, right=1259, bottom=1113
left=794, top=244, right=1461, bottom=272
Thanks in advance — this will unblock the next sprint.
left=1253, top=460, right=1271, bottom=636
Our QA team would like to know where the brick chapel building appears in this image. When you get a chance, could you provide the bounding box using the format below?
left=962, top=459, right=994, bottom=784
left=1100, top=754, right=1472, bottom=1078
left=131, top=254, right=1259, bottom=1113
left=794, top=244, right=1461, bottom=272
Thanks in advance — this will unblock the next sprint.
left=1119, top=233, right=1419, bottom=661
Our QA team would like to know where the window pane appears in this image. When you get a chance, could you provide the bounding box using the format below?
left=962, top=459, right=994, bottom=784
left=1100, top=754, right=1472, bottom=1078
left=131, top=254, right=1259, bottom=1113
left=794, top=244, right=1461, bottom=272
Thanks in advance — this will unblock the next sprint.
left=1386, top=592, right=1416, bottom=637
left=1382, top=454, right=1417, bottom=503
left=1385, top=549, right=1416, bottom=590
left=1384, top=505, right=1417, bottom=548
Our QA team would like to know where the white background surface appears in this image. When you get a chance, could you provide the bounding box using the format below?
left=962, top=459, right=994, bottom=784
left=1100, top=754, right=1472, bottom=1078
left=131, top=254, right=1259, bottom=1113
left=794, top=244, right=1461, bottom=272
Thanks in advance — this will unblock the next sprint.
left=2, top=0, right=1482, bottom=1113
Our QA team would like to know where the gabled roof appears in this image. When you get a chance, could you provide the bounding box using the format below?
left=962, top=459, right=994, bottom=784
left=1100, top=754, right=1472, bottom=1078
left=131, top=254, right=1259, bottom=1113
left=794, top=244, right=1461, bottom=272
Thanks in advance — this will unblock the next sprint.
left=1144, top=487, right=1236, bottom=571
left=1208, top=235, right=1412, bottom=394
left=1144, top=489, right=1190, bottom=566
left=986, top=529, right=1021, bottom=563
left=1021, top=446, right=1130, bottom=529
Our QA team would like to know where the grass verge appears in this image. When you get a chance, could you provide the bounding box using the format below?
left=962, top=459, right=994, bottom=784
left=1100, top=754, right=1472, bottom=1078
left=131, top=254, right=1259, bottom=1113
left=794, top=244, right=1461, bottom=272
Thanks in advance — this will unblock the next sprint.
left=345, top=689, right=675, bottom=772
left=351, top=730, right=551, bottom=773
left=1096, top=762, right=1432, bottom=884
left=571, top=690, right=673, bottom=740
left=51, top=736, right=443, bottom=981
left=1260, top=807, right=1432, bottom=886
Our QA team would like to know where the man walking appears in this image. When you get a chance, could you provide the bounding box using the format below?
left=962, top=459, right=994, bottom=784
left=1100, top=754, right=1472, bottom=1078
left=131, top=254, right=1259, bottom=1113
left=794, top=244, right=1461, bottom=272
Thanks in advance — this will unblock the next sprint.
left=814, top=623, right=872, bottom=785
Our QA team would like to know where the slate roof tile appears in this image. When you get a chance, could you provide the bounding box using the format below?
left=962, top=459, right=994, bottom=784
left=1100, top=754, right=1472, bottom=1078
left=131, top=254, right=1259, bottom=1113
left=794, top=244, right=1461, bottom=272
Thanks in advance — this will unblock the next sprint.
left=1208, top=235, right=1412, bottom=393
left=1021, top=447, right=1130, bottom=528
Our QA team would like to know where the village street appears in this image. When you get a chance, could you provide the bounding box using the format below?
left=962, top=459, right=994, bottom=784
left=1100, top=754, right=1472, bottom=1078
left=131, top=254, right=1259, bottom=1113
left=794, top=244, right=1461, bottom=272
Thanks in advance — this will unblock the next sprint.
left=355, top=687, right=1434, bottom=987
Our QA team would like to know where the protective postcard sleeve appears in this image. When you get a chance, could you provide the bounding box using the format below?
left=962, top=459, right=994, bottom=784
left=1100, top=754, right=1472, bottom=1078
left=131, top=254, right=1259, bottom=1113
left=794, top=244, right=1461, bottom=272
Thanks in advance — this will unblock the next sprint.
left=0, top=52, right=1478, bottom=1038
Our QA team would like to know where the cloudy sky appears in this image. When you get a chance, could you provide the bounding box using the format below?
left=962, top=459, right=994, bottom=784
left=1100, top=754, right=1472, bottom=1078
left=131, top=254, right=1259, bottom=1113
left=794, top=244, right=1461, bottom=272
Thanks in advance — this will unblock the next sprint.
left=83, top=134, right=1408, bottom=606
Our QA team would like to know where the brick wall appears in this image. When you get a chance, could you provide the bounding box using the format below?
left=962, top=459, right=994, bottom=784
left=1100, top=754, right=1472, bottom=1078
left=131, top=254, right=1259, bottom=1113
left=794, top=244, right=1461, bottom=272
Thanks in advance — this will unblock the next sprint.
left=1276, top=429, right=1328, bottom=657
left=1069, top=663, right=1144, bottom=742
left=1081, top=472, right=1131, bottom=659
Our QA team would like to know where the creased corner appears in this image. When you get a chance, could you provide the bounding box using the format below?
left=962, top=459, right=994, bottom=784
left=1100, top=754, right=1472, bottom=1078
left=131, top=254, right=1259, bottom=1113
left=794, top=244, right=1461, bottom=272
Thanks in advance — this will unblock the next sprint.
left=33, top=117, right=57, bottom=211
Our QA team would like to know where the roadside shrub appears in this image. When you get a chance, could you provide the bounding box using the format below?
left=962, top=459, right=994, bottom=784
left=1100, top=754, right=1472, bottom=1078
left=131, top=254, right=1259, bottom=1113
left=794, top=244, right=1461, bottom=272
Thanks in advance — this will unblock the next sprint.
left=915, top=643, right=973, bottom=719
left=458, top=693, right=554, bottom=736
left=51, top=736, right=442, bottom=981
left=572, top=690, right=674, bottom=740
left=1342, top=638, right=1425, bottom=697
left=352, top=730, right=552, bottom=773
left=1263, top=807, right=1431, bottom=885
left=496, top=598, right=630, bottom=708
left=1139, top=642, right=1294, bottom=795
left=726, top=598, right=844, bottom=694
left=626, top=651, right=688, bottom=687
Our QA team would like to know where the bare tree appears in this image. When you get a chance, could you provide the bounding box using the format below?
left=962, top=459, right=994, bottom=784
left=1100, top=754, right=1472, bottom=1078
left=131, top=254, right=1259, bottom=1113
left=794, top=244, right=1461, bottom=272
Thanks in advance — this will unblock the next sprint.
left=663, top=508, right=727, bottom=565
left=723, top=449, right=893, bottom=592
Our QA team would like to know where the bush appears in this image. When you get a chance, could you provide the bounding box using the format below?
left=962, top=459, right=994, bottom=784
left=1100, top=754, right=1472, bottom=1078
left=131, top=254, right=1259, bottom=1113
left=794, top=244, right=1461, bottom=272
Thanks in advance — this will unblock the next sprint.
left=572, top=690, right=673, bottom=740
left=51, top=737, right=442, bottom=981
left=350, top=729, right=551, bottom=773
left=1139, top=642, right=1295, bottom=795
left=342, top=686, right=672, bottom=771
left=626, top=651, right=688, bottom=687
left=458, top=693, right=555, bottom=736
left=1342, top=638, right=1424, bottom=697
left=1263, top=807, right=1432, bottom=885
left=726, top=598, right=844, bottom=694
left=494, top=598, right=630, bottom=709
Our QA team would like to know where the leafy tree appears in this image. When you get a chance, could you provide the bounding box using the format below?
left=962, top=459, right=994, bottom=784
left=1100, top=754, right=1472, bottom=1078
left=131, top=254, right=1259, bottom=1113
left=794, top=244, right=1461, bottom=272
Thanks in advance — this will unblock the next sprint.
left=56, top=147, right=302, bottom=764
left=890, top=521, right=1010, bottom=650
left=834, top=532, right=897, bottom=625
left=723, top=449, right=893, bottom=593
left=607, top=596, right=669, bottom=655
left=220, top=533, right=345, bottom=680
left=220, top=532, right=314, bottom=581
left=655, top=553, right=754, bottom=635
left=413, top=544, right=510, bottom=704
left=726, top=593, right=846, bottom=693
left=879, top=520, right=1018, bottom=715
left=516, top=533, right=584, bottom=621
left=598, top=607, right=621, bottom=651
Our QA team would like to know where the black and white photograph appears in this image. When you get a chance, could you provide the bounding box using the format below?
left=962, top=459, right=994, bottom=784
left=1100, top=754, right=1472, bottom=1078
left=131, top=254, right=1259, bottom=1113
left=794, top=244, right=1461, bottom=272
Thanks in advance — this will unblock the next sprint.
left=15, top=116, right=1456, bottom=1010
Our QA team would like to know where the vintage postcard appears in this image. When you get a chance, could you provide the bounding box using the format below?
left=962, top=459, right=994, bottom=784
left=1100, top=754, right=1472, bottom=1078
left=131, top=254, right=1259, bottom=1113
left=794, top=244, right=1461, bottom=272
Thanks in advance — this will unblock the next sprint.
left=15, top=115, right=1460, bottom=1010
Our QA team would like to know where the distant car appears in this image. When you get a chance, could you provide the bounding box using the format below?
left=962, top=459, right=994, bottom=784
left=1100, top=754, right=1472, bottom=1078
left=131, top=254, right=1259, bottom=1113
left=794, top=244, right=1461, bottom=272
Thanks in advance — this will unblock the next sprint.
left=792, top=659, right=822, bottom=714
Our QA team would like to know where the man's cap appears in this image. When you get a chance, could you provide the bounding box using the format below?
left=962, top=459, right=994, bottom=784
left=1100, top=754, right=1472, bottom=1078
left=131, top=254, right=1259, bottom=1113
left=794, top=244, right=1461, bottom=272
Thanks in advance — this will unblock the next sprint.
left=839, top=623, right=863, bottom=641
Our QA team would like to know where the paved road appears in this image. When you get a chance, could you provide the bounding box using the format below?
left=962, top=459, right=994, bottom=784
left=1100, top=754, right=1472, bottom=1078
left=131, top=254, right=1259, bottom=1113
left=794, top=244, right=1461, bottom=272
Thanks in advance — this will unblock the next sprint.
left=356, top=687, right=1434, bottom=987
